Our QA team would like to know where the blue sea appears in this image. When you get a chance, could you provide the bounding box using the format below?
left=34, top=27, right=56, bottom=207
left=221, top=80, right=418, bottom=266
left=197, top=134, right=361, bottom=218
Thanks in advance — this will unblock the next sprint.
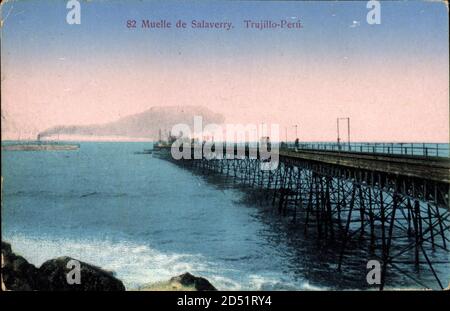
left=1, top=142, right=448, bottom=290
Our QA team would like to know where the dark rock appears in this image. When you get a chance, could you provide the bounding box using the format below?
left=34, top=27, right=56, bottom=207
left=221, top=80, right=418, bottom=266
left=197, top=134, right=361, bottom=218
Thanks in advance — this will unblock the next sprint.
left=1, top=241, right=40, bottom=290
left=2, top=241, right=12, bottom=255
left=2, top=241, right=125, bottom=291
left=38, top=256, right=125, bottom=291
left=170, top=272, right=217, bottom=291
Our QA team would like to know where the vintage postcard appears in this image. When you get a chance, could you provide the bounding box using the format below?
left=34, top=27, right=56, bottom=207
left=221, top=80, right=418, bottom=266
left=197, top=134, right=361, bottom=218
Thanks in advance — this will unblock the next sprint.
left=1, top=0, right=449, bottom=299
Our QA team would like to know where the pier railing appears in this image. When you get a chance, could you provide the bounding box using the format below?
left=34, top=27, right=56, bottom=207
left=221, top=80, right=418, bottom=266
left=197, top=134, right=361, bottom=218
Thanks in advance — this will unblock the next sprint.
left=284, top=142, right=449, bottom=158
left=154, top=141, right=449, bottom=158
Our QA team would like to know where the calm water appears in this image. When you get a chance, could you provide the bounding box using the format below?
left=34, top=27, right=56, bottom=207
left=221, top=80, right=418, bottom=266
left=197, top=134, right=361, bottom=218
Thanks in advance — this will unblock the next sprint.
left=1, top=142, right=448, bottom=290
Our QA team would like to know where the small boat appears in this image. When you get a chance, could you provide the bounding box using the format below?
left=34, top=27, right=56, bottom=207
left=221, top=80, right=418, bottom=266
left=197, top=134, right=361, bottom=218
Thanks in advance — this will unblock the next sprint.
left=134, top=149, right=153, bottom=155
left=2, top=141, right=80, bottom=151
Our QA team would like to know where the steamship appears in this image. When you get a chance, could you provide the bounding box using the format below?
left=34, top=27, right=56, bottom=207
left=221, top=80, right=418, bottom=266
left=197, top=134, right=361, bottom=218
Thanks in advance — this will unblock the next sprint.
left=2, top=134, right=80, bottom=151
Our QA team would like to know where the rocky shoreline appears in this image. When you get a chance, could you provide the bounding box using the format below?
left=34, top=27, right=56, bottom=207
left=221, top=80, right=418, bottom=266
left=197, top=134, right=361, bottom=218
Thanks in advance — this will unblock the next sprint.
left=4, top=241, right=448, bottom=291
left=1, top=241, right=216, bottom=291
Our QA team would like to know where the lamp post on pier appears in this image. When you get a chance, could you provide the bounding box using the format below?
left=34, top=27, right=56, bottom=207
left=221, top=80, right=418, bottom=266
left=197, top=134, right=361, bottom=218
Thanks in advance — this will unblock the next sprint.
left=293, top=124, right=299, bottom=150
left=337, top=117, right=351, bottom=150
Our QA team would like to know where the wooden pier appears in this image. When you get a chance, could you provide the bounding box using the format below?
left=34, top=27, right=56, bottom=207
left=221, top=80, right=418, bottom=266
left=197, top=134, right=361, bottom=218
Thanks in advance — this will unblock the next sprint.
left=154, top=143, right=450, bottom=290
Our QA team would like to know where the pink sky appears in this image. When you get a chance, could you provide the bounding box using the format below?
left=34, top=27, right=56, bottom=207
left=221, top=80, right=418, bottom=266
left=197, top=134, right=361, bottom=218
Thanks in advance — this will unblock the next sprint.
left=2, top=55, right=448, bottom=142
left=1, top=1, right=449, bottom=142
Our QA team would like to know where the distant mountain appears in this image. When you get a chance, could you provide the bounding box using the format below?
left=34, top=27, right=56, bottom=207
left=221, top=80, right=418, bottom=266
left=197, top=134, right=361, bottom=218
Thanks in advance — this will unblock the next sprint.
left=38, top=106, right=225, bottom=140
